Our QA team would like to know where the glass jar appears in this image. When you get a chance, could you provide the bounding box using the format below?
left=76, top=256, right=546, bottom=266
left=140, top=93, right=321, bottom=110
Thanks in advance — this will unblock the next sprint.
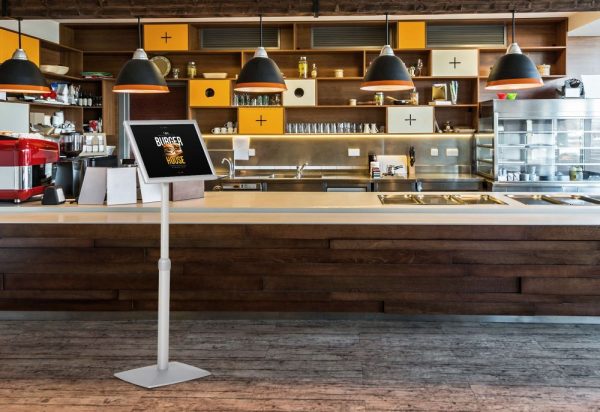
left=374, top=92, right=384, bottom=106
left=298, top=56, right=308, bottom=79
left=410, top=89, right=419, bottom=106
left=187, top=62, right=197, bottom=79
left=310, top=63, right=318, bottom=79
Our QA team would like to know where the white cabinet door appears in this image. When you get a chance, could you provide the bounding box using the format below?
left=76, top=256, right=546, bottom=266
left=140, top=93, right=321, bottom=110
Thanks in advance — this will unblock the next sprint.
left=387, top=107, right=434, bottom=133
left=282, top=79, right=316, bottom=106
left=431, top=49, right=478, bottom=77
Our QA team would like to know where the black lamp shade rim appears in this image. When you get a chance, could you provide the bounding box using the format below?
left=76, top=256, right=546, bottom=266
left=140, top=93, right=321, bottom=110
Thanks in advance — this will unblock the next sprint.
left=361, top=54, right=414, bottom=91
left=235, top=56, right=286, bottom=92
left=486, top=52, right=543, bottom=90
left=113, top=58, right=169, bottom=93
left=0, top=58, right=50, bottom=94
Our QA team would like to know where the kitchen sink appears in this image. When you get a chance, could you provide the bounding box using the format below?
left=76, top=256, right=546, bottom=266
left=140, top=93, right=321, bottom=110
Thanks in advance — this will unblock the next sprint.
left=507, top=195, right=600, bottom=206
left=378, top=194, right=506, bottom=205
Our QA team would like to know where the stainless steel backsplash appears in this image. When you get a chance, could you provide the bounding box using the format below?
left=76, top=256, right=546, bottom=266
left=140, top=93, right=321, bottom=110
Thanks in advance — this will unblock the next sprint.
left=206, top=134, right=473, bottom=174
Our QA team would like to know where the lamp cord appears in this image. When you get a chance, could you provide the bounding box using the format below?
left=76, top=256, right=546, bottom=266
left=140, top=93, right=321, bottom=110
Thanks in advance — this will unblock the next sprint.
left=137, top=17, right=141, bottom=49
left=17, top=18, right=22, bottom=49
left=259, top=15, right=263, bottom=48
left=385, top=13, right=389, bottom=45
left=512, top=10, right=516, bottom=44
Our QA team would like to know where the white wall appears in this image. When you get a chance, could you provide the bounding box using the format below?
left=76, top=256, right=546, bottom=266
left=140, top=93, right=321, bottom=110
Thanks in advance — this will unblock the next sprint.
left=0, top=20, right=60, bottom=43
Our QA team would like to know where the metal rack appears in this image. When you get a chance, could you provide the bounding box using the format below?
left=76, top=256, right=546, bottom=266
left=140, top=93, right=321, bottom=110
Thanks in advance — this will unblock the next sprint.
left=477, top=99, right=600, bottom=192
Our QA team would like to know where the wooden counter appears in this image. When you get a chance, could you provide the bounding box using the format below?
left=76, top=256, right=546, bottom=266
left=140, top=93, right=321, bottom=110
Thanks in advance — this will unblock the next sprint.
left=0, top=192, right=599, bottom=315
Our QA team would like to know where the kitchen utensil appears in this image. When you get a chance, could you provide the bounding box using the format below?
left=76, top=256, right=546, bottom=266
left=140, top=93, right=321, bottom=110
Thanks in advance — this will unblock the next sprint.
left=202, top=72, right=228, bottom=79
left=497, top=93, right=507, bottom=100
left=40, top=65, right=69, bottom=75
left=507, top=92, right=518, bottom=100
left=150, top=56, right=171, bottom=77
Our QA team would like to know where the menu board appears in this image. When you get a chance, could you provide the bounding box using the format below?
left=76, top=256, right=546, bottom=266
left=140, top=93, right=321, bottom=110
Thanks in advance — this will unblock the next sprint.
left=124, top=120, right=215, bottom=183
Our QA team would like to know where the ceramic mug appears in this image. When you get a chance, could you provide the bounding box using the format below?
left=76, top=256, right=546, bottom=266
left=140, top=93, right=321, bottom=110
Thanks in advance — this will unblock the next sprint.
left=211, top=127, right=221, bottom=134
left=220, top=127, right=227, bottom=134
left=227, top=127, right=234, bottom=134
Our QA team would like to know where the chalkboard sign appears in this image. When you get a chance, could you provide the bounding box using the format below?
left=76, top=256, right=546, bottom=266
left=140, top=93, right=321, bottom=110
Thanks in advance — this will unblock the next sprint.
left=124, top=120, right=216, bottom=183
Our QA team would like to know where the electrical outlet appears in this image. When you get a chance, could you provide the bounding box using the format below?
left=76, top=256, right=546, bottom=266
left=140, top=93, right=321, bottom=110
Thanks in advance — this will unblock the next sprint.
left=348, top=148, right=360, bottom=157
left=430, top=147, right=439, bottom=157
left=249, top=148, right=256, bottom=157
left=446, top=147, right=459, bottom=157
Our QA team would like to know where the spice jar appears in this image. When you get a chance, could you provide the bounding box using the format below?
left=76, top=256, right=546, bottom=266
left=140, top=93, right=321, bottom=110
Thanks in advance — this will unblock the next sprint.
left=374, top=92, right=384, bottom=106
left=410, top=89, right=419, bottom=106
left=298, top=56, right=308, bottom=79
left=310, top=63, right=318, bottom=79
left=187, top=62, right=197, bottom=79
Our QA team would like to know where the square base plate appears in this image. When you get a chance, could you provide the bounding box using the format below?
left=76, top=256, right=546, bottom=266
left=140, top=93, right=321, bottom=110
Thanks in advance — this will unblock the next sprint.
left=115, top=361, right=211, bottom=388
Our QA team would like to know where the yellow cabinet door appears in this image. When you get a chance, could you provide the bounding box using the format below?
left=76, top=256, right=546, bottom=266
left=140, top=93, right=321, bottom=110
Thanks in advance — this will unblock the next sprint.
left=189, top=79, right=231, bottom=107
left=144, top=24, right=189, bottom=51
left=238, top=107, right=284, bottom=135
left=397, top=22, right=426, bottom=49
left=0, top=29, right=40, bottom=66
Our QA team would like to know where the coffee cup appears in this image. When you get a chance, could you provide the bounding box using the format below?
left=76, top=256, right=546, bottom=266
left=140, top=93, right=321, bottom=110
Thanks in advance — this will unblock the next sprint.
left=211, top=127, right=221, bottom=134
left=227, top=127, right=234, bottom=134
left=220, top=127, right=227, bottom=134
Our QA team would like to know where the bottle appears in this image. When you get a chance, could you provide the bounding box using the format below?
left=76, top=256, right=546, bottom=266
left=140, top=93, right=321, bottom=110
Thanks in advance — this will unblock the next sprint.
left=310, top=63, right=318, bottom=79
left=187, top=61, right=197, bottom=79
left=298, top=56, right=308, bottom=79
left=410, top=88, right=419, bottom=106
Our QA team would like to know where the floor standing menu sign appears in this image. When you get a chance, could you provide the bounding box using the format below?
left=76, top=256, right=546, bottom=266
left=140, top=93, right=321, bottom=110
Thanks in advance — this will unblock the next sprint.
left=116, top=120, right=216, bottom=388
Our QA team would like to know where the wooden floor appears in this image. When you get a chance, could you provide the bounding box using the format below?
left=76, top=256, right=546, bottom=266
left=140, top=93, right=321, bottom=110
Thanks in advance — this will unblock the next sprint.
left=1, top=319, right=600, bottom=411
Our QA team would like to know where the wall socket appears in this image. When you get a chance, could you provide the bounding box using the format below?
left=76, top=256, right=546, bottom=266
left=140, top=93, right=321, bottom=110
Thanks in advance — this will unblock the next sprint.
left=446, top=147, right=459, bottom=157
left=430, top=147, right=439, bottom=156
left=348, top=148, right=360, bottom=157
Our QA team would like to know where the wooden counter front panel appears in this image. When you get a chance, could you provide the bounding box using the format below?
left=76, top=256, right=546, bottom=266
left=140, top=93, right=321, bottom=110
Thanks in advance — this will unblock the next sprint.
left=0, top=224, right=599, bottom=315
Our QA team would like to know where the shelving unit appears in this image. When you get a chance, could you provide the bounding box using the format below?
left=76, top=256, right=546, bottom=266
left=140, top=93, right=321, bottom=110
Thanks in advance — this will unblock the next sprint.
left=52, top=17, right=568, bottom=136
left=477, top=99, right=600, bottom=184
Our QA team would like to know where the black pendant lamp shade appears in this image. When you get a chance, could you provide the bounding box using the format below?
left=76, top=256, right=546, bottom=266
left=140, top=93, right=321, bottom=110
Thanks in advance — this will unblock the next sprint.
left=486, top=12, right=543, bottom=91
left=361, top=14, right=414, bottom=92
left=0, top=20, right=50, bottom=94
left=234, top=16, right=286, bottom=93
left=113, top=18, right=169, bottom=94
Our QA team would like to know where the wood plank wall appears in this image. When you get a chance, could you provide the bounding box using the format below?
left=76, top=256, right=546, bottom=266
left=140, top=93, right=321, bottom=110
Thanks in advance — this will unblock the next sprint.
left=0, top=224, right=599, bottom=315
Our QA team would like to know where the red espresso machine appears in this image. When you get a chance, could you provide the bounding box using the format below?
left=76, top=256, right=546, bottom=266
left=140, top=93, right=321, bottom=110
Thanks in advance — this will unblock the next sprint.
left=0, top=134, right=59, bottom=203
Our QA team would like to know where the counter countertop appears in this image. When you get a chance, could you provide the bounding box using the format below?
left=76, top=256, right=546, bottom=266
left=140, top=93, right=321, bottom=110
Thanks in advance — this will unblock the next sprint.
left=1, top=192, right=600, bottom=225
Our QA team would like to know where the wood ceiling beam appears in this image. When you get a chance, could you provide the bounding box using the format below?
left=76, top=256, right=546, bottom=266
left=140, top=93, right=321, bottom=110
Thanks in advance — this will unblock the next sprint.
left=5, top=0, right=600, bottom=19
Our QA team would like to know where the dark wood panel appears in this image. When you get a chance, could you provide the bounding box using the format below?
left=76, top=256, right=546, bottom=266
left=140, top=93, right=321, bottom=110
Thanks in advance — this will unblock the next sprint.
left=385, top=301, right=536, bottom=316
left=330, top=239, right=600, bottom=251
left=0, top=223, right=599, bottom=314
left=522, top=278, right=600, bottom=296
left=131, top=83, right=188, bottom=120
left=263, top=276, right=519, bottom=293
left=149, top=247, right=452, bottom=264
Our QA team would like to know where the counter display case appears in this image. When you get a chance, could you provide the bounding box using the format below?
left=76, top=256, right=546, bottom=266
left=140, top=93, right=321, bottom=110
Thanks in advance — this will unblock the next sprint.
left=477, top=99, right=600, bottom=192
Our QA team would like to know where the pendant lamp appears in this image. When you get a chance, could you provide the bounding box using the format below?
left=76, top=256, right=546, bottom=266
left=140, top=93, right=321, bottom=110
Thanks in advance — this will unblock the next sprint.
left=486, top=11, right=543, bottom=90
left=234, top=16, right=287, bottom=93
left=113, top=17, right=169, bottom=94
left=0, top=19, right=50, bottom=94
left=361, top=13, right=414, bottom=92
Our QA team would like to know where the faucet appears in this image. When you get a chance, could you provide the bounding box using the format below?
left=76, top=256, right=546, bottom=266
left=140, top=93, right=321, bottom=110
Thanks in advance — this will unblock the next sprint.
left=296, top=162, right=309, bottom=179
left=221, top=157, right=235, bottom=178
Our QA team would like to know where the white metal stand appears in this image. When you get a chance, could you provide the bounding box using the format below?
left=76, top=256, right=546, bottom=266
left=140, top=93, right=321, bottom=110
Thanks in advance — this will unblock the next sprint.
left=115, top=183, right=211, bottom=388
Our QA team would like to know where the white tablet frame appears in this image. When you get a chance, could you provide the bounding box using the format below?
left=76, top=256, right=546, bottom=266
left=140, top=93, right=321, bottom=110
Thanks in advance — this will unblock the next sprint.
left=123, top=119, right=216, bottom=184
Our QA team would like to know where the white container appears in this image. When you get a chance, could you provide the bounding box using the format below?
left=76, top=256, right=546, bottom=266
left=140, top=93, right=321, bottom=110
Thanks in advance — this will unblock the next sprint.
left=282, top=79, right=316, bottom=106
left=431, top=49, right=479, bottom=77
left=387, top=106, right=434, bottom=133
